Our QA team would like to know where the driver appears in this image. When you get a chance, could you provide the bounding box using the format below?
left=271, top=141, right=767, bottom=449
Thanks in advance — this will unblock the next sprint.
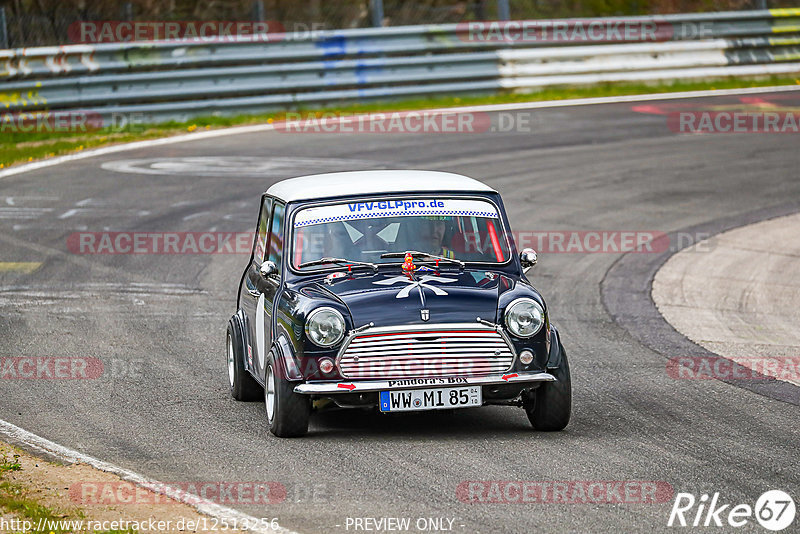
left=323, top=222, right=358, bottom=259
left=419, top=216, right=455, bottom=259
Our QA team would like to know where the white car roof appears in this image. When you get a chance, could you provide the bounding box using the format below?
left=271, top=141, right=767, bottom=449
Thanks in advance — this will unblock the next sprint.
left=265, top=170, right=495, bottom=202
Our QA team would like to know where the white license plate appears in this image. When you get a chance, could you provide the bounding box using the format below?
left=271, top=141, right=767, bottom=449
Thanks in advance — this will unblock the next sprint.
left=379, top=386, right=482, bottom=412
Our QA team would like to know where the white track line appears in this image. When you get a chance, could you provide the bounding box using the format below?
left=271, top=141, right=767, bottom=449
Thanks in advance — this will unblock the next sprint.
left=2, top=83, right=800, bottom=531
left=0, top=419, right=299, bottom=534
left=2, top=84, right=800, bottom=181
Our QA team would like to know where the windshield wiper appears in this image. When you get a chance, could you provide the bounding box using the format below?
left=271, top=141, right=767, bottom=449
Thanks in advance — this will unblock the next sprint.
left=298, top=257, right=378, bottom=272
left=380, top=250, right=465, bottom=269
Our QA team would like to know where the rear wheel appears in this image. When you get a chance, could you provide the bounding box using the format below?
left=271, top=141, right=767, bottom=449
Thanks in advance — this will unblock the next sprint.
left=525, top=347, right=571, bottom=431
left=227, top=319, right=261, bottom=401
left=265, top=351, right=311, bottom=438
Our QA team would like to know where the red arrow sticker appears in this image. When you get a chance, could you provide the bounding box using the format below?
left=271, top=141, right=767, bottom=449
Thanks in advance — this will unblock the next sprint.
left=337, top=383, right=356, bottom=391
left=501, top=373, right=518, bottom=381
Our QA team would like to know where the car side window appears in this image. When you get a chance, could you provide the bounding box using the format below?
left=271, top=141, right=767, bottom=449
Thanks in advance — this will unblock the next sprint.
left=254, top=197, right=272, bottom=264
left=267, top=202, right=285, bottom=268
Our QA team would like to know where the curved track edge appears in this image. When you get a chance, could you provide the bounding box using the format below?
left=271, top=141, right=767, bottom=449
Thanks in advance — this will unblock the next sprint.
left=601, top=201, right=800, bottom=406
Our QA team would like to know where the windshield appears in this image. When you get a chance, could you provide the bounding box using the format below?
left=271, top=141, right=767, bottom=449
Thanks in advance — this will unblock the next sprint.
left=291, top=197, right=511, bottom=270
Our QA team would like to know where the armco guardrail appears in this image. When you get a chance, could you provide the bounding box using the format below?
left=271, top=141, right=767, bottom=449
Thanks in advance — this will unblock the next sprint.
left=2, top=9, right=800, bottom=124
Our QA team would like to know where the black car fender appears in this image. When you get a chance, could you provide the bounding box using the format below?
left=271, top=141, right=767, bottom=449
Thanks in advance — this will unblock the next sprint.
left=230, top=310, right=247, bottom=360
left=231, top=309, right=261, bottom=380
left=273, top=329, right=304, bottom=382
left=546, top=324, right=564, bottom=370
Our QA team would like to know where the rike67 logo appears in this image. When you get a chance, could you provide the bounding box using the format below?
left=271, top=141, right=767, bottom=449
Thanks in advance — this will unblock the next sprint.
left=668, top=490, right=796, bottom=531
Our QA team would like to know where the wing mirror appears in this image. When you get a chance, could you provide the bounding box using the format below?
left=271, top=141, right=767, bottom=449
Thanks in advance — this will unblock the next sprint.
left=520, top=248, right=538, bottom=273
left=259, top=260, right=278, bottom=280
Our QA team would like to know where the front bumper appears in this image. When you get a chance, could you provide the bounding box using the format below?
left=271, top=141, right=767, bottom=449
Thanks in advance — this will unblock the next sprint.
left=293, top=370, right=556, bottom=395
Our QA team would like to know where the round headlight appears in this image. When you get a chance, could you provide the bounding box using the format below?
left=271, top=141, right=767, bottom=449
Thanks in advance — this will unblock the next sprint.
left=305, top=307, right=346, bottom=348
left=504, top=298, right=545, bottom=338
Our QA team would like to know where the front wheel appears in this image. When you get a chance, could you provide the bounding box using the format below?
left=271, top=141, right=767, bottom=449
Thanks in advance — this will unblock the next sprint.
left=265, top=351, right=311, bottom=438
left=524, top=346, right=571, bottom=431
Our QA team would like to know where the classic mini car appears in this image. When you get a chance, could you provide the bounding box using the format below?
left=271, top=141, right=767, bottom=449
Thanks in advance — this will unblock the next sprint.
left=226, top=170, right=571, bottom=437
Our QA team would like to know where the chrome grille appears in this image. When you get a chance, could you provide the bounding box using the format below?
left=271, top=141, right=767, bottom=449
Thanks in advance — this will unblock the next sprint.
left=337, top=324, right=515, bottom=379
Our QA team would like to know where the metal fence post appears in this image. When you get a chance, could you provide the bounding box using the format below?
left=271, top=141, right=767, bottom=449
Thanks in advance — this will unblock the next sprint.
left=0, top=6, right=9, bottom=50
left=754, top=0, right=768, bottom=9
left=497, top=0, right=510, bottom=21
left=121, top=2, right=134, bottom=22
left=252, top=0, right=265, bottom=22
left=475, top=0, right=487, bottom=20
left=370, top=0, right=385, bottom=27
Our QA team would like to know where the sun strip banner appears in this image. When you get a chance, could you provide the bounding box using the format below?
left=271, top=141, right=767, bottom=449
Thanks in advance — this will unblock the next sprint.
left=294, top=199, right=500, bottom=228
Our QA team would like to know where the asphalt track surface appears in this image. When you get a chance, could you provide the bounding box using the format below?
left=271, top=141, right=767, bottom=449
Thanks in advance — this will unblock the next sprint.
left=1, top=91, right=799, bottom=534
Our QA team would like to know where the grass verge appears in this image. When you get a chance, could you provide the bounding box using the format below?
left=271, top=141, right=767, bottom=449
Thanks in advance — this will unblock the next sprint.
left=0, top=450, right=134, bottom=534
left=2, top=75, right=800, bottom=168
left=0, top=441, right=245, bottom=533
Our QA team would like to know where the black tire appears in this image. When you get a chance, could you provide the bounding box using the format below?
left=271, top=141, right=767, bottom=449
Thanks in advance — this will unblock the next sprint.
left=525, top=346, right=571, bottom=431
left=265, top=350, right=311, bottom=438
left=226, top=319, right=262, bottom=401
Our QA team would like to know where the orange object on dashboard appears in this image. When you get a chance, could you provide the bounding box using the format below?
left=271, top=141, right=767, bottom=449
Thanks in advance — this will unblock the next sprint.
left=402, top=252, right=416, bottom=272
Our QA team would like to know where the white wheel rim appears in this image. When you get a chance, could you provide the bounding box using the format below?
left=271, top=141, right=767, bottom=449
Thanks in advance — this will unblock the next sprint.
left=226, top=333, right=235, bottom=388
left=266, top=364, right=276, bottom=422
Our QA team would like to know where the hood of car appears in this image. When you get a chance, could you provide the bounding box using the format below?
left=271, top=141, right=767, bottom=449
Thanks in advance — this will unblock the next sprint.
left=297, top=269, right=518, bottom=327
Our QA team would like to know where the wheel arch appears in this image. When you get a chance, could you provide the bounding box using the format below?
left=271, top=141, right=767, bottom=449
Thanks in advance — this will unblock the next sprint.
left=270, top=328, right=304, bottom=382
left=546, top=324, right=565, bottom=370
left=230, top=310, right=259, bottom=382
